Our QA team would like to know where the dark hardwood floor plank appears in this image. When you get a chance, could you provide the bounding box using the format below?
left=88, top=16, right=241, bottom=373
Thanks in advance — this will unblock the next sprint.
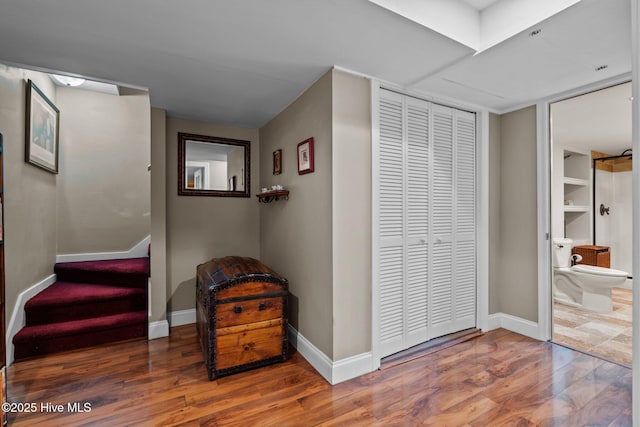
left=5, top=326, right=632, bottom=426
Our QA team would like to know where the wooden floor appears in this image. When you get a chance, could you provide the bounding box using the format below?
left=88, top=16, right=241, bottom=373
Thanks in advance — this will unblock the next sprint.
left=6, top=326, right=632, bottom=426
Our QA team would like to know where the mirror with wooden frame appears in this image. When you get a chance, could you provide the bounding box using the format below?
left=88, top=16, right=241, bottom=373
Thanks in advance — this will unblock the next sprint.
left=178, top=132, right=250, bottom=197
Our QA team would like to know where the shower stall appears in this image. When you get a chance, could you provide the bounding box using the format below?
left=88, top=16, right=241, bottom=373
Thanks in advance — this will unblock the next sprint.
left=593, top=150, right=633, bottom=286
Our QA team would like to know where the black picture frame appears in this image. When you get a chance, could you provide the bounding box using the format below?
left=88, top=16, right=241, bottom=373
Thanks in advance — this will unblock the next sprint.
left=25, top=80, right=60, bottom=174
left=273, top=149, right=282, bottom=175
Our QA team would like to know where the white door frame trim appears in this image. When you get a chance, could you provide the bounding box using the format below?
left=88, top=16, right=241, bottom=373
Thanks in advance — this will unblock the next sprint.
left=631, top=0, right=639, bottom=422
left=536, top=101, right=552, bottom=342
left=370, top=80, right=382, bottom=370
left=370, top=80, right=490, bottom=369
left=535, top=73, right=632, bottom=344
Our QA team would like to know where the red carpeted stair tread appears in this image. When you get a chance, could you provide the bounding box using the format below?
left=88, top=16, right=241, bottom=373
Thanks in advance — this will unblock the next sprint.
left=26, top=281, right=145, bottom=308
left=14, top=256, right=151, bottom=360
left=24, top=281, right=146, bottom=326
left=55, top=257, right=150, bottom=275
left=13, top=311, right=147, bottom=343
left=54, top=257, right=150, bottom=288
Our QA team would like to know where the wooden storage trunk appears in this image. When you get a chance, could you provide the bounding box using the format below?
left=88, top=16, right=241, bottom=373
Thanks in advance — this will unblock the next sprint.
left=196, top=256, right=288, bottom=380
left=572, top=245, right=610, bottom=268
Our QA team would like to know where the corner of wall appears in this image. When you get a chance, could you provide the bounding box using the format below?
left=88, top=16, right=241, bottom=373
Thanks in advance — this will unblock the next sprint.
left=258, top=69, right=334, bottom=358
left=330, top=70, right=373, bottom=361
left=495, top=106, right=539, bottom=323
left=288, top=324, right=374, bottom=385
left=150, top=107, right=168, bottom=323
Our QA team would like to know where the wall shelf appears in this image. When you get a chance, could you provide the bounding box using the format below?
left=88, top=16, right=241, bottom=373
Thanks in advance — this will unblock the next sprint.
left=256, top=190, right=289, bottom=203
left=564, top=205, right=589, bottom=212
left=563, top=177, right=589, bottom=186
left=562, top=148, right=591, bottom=243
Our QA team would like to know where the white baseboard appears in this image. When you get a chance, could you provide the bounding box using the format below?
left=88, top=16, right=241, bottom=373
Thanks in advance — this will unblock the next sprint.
left=287, top=324, right=374, bottom=385
left=56, top=235, right=150, bottom=263
left=156, top=312, right=375, bottom=384
left=487, top=312, right=541, bottom=340
left=168, top=308, right=196, bottom=327
left=287, top=324, right=333, bottom=383
left=332, top=351, right=375, bottom=384
left=6, top=274, right=57, bottom=365
left=486, top=313, right=503, bottom=331
left=148, top=320, right=170, bottom=340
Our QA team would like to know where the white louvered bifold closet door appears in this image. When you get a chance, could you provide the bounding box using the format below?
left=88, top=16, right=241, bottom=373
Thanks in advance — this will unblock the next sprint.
left=377, top=89, right=476, bottom=359
left=378, top=90, right=407, bottom=356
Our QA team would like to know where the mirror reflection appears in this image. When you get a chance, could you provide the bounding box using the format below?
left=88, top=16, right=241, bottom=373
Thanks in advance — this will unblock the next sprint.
left=178, top=133, right=250, bottom=197
left=185, top=141, right=245, bottom=191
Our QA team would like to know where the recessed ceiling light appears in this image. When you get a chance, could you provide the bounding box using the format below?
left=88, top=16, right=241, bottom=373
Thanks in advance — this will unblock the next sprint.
left=51, top=74, right=86, bottom=87
left=595, top=65, right=609, bottom=72
left=529, top=29, right=542, bottom=37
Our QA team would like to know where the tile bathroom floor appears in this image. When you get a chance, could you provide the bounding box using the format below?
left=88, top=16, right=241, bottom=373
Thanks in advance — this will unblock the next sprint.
left=553, top=288, right=632, bottom=366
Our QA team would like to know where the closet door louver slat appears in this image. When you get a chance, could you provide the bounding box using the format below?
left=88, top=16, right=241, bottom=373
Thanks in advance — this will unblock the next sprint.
left=429, top=106, right=455, bottom=336
left=405, top=98, right=430, bottom=347
left=453, top=112, right=477, bottom=329
left=376, top=89, right=476, bottom=359
left=377, top=91, right=406, bottom=356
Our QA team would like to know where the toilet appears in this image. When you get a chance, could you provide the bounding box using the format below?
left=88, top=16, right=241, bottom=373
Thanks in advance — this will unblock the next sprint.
left=553, top=238, right=628, bottom=313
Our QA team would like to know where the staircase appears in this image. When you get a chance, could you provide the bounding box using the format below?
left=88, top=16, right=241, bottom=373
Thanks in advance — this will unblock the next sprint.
left=13, top=257, right=149, bottom=360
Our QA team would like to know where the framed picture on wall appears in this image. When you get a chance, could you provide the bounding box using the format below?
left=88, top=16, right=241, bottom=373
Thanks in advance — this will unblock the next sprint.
left=273, top=149, right=282, bottom=175
left=297, top=137, right=314, bottom=175
left=25, top=80, right=60, bottom=174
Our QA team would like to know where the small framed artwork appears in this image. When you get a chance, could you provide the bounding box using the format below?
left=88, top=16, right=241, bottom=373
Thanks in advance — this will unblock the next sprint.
left=25, top=79, right=60, bottom=174
left=297, top=137, right=314, bottom=175
left=273, top=149, right=282, bottom=175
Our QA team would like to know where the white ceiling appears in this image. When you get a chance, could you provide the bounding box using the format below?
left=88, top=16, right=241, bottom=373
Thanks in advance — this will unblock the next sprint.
left=413, top=0, right=631, bottom=110
left=0, top=0, right=631, bottom=128
left=551, top=82, right=632, bottom=154
left=462, top=0, right=501, bottom=10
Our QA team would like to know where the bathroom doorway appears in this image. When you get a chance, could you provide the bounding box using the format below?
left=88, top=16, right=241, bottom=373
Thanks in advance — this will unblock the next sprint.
left=549, top=82, right=633, bottom=366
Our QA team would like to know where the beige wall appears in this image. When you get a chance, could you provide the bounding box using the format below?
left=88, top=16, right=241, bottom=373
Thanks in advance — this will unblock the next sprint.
left=150, top=108, right=168, bottom=322
left=488, top=113, right=501, bottom=314
left=497, top=106, right=538, bottom=322
left=0, top=65, right=58, bottom=321
left=331, top=70, right=371, bottom=360
left=166, top=117, right=260, bottom=312
left=259, top=70, right=334, bottom=357
left=56, top=87, right=151, bottom=254
left=0, top=62, right=531, bottom=361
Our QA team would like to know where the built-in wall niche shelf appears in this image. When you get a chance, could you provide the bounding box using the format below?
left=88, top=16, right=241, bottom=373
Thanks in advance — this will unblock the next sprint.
left=560, top=147, right=592, bottom=244
left=256, top=190, right=289, bottom=203
left=564, top=205, right=589, bottom=213
left=563, top=177, right=589, bottom=187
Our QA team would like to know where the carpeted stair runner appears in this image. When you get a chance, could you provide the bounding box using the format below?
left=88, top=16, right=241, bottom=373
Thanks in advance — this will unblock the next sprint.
left=13, top=257, right=149, bottom=360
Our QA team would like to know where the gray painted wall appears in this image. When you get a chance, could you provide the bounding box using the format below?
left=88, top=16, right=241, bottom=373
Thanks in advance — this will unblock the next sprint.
left=165, top=117, right=260, bottom=312
left=151, top=107, right=168, bottom=323
left=489, top=112, right=501, bottom=314
left=259, top=70, right=334, bottom=358
left=0, top=62, right=538, bottom=361
left=496, top=106, right=538, bottom=322
left=331, top=70, right=371, bottom=360
left=56, top=87, right=151, bottom=254
left=0, top=65, right=58, bottom=323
